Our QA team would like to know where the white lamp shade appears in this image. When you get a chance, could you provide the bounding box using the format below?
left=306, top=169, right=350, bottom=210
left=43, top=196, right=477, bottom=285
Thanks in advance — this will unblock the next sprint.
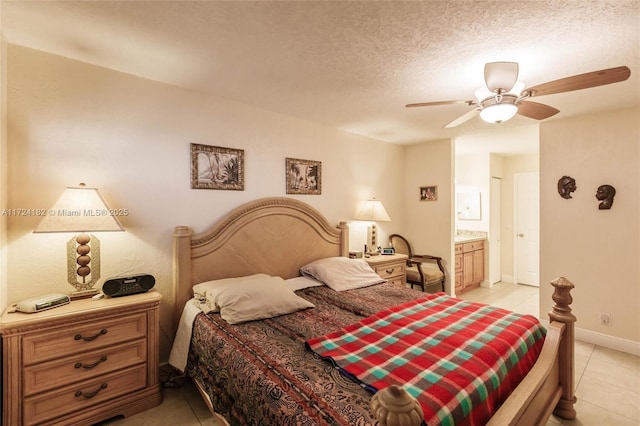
left=479, top=103, right=518, bottom=123
left=484, top=62, right=519, bottom=92
left=34, top=185, right=124, bottom=233
left=355, top=199, right=391, bottom=222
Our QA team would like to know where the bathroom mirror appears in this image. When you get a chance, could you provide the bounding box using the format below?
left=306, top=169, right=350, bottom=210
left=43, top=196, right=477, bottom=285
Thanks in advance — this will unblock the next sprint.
left=456, top=192, right=481, bottom=220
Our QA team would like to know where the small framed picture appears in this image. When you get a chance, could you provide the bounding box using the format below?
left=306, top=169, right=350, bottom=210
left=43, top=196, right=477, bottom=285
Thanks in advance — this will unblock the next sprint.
left=419, top=185, right=438, bottom=201
left=191, top=143, right=244, bottom=190
left=286, top=158, right=321, bottom=195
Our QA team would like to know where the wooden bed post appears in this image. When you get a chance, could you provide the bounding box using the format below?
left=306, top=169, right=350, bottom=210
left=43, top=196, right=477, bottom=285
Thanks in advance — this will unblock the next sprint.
left=337, top=221, right=349, bottom=257
left=371, top=385, right=423, bottom=426
left=549, top=276, right=577, bottom=420
left=173, top=226, right=192, bottom=332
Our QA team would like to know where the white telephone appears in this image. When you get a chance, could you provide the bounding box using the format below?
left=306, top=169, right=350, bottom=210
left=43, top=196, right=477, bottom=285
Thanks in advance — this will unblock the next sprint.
left=12, top=293, right=70, bottom=313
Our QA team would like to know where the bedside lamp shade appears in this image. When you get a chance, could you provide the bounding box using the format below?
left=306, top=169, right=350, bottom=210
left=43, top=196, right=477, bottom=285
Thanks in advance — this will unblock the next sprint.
left=355, top=199, right=391, bottom=222
left=34, top=184, right=124, bottom=298
left=355, top=199, right=391, bottom=254
left=34, top=185, right=124, bottom=233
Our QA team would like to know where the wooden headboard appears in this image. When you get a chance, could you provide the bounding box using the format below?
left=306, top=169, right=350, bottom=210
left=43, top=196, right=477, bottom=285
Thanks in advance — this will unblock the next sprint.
left=172, top=197, right=349, bottom=326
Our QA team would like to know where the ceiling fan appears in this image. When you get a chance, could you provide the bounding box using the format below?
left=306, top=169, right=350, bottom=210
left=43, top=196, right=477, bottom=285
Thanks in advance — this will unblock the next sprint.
left=406, top=62, right=631, bottom=128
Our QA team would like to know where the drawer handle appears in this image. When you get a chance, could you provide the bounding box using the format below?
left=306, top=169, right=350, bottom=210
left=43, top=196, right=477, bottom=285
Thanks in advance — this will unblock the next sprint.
left=75, top=355, right=108, bottom=370
left=74, top=328, right=107, bottom=342
left=75, top=383, right=107, bottom=399
left=385, top=268, right=395, bottom=274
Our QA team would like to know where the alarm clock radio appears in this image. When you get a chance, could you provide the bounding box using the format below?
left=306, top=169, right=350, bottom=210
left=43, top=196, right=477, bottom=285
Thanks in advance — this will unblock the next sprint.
left=102, top=274, right=155, bottom=297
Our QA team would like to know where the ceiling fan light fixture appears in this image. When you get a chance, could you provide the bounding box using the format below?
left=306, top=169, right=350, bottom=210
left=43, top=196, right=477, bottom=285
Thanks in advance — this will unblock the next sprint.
left=484, top=62, right=519, bottom=92
left=479, top=94, right=518, bottom=124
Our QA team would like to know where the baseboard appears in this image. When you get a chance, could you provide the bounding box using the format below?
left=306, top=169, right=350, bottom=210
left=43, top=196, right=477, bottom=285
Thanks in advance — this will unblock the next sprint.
left=536, top=318, right=639, bottom=356
left=501, top=274, right=514, bottom=283
left=574, top=327, right=640, bottom=356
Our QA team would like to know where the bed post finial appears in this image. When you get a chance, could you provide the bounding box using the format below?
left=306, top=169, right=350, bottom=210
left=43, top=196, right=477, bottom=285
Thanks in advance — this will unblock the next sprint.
left=371, top=385, right=423, bottom=426
left=549, top=276, right=576, bottom=324
left=338, top=221, right=349, bottom=257
left=549, top=276, right=577, bottom=420
left=173, top=226, right=193, bottom=333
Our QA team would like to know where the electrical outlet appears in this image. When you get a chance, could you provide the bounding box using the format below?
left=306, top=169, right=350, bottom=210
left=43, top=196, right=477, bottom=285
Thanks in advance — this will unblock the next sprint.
left=599, top=312, right=610, bottom=325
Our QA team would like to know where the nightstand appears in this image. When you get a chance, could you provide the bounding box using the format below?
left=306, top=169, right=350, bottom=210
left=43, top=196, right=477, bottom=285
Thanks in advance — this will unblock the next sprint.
left=1, top=291, right=162, bottom=426
left=365, top=253, right=408, bottom=287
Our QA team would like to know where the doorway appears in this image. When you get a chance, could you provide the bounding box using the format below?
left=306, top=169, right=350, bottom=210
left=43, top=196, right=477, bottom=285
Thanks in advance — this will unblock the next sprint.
left=489, top=176, right=501, bottom=285
left=514, top=172, right=540, bottom=286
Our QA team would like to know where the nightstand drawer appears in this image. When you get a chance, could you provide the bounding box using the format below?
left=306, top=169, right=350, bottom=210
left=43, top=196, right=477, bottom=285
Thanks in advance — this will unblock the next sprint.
left=24, top=339, right=147, bottom=396
left=23, top=313, right=147, bottom=365
left=386, top=276, right=405, bottom=287
left=24, top=364, right=147, bottom=426
left=371, top=262, right=406, bottom=280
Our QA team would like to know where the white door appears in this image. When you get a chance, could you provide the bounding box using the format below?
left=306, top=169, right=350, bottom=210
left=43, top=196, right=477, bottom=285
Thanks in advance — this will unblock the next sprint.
left=514, top=172, right=539, bottom=286
left=489, top=177, right=502, bottom=285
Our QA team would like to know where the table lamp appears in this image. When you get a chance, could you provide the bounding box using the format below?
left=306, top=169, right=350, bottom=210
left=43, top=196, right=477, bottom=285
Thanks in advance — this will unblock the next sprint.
left=34, top=183, right=124, bottom=298
left=355, top=198, right=391, bottom=255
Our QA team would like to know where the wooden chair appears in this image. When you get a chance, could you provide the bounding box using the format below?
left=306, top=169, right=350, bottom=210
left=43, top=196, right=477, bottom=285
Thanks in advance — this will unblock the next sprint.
left=389, top=234, right=445, bottom=293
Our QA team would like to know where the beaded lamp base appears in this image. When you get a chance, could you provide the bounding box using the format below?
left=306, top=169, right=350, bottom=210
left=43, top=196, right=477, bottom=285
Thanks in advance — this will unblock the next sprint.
left=66, top=233, right=101, bottom=297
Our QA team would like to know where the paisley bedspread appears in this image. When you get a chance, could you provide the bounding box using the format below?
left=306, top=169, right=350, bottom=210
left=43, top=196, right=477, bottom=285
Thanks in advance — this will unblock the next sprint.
left=185, top=283, right=544, bottom=426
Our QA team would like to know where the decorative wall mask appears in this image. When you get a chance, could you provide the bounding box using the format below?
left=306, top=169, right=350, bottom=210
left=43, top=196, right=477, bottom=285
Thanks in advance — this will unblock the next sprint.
left=557, top=176, right=577, bottom=199
left=596, top=184, right=616, bottom=210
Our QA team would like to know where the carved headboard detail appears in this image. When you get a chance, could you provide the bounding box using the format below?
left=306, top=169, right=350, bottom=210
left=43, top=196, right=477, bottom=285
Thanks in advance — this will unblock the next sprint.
left=172, top=197, right=348, bottom=326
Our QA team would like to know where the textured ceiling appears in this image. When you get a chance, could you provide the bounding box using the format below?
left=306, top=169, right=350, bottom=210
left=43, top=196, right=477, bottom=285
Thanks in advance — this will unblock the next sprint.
left=2, top=1, right=639, bottom=149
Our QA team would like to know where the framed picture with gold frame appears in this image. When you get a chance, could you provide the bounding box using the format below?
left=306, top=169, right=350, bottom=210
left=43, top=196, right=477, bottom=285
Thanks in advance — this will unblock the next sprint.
left=286, top=158, right=321, bottom=195
left=191, top=143, right=244, bottom=190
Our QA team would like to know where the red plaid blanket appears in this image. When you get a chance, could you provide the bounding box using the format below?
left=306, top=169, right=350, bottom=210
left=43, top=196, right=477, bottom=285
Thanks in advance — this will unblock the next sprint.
left=306, top=293, right=546, bottom=426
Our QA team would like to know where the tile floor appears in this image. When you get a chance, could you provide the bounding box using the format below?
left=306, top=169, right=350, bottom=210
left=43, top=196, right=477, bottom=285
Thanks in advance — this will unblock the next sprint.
left=457, top=282, right=640, bottom=425
left=96, top=370, right=221, bottom=426
left=101, top=282, right=640, bottom=425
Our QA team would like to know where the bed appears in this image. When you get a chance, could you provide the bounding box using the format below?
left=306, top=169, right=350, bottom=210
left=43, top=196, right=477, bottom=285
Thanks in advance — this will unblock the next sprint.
left=170, top=197, right=577, bottom=425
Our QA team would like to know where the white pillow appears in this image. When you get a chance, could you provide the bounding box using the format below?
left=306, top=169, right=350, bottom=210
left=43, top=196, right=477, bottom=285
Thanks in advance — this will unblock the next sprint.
left=285, top=275, right=324, bottom=291
left=300, top=257, right=386, bottom=291
left=193, top=274, right=270, bottom=302
left=198, top=275, right=314, bottom=325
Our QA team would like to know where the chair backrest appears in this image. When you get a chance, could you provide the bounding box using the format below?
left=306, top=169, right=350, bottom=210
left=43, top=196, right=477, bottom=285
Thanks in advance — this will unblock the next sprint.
left=389, top=234, right=413, bottom=258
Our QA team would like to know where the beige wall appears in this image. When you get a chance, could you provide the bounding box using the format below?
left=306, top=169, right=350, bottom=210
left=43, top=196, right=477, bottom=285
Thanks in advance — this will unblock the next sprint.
left=4, top=45, right=405, bottom=356
left=0, top=34, right=7, bottom=311
left=540, top=108, right=639, bottom=348
left=403, top=139, right=454, bottom=293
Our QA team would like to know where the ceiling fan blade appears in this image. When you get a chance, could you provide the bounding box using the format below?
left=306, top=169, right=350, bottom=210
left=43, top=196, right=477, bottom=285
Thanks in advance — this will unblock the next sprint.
left=517, top=100, right=560, bottom=120
left=444, top=109, right=479, bottom=128
left=523, top=66, right=630, bottom=97
left=484, top=62, right=519, bottom=92
left=406, top=100, right=471, bottom=108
